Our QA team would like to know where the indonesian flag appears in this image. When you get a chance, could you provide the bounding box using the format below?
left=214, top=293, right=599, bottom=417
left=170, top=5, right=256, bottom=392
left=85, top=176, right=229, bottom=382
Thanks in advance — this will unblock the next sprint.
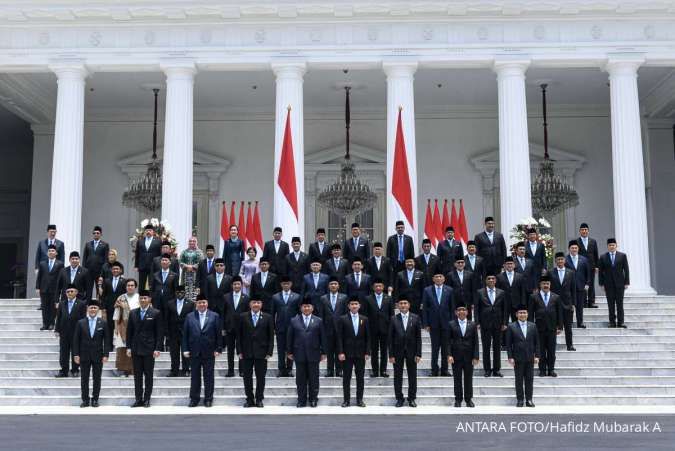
left=219, top=202, right=229, bottom=256
left=450, top=199, right=459, bottom=237
left=458, top=199, right=469, bottom=252
left=229, top=201, right=236, bottom=230
left=237, top=201, right=247, bottom=251
left=423, top=200, right=436, bottom=249
left=390, top=107, right=417, bottom=244
left=442, top=199, right=450, bottom=232
left=432, top=199, right=443, bottom=248
left=245, top=202, right=254, bottom=251
left=252, top=201, right=264, bottom=258
left=274, top=107, right=302, bottom=239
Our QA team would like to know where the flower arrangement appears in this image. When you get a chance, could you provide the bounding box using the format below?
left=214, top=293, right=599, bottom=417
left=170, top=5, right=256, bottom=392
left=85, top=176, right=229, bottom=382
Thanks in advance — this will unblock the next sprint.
left=129, top=218, right=179, bottom=254
left=509, top=217, right=556, bottom=267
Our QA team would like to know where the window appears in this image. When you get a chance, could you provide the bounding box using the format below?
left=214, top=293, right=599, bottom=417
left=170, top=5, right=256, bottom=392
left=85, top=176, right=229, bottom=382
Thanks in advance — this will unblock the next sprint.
left=327, top=209, right=375, bottom=244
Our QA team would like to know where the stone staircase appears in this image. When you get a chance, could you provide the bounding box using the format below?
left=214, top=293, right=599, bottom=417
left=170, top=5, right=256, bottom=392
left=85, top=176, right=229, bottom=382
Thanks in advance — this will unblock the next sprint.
left=0, top=296, right=674, bottom=406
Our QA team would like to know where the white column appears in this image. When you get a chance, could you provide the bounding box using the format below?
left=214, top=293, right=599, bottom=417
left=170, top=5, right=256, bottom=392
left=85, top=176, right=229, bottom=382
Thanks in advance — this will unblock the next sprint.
left=272, top=62, right=305, bottom=243
left=606, top=59, right=656, bottom=295
left=161, top=61, right=196, bottom=254
left=48, top=63, right=87, bottom=256
left=494, top=60, right=533, bottom=241
left=384, top=62, right=419, bottom=247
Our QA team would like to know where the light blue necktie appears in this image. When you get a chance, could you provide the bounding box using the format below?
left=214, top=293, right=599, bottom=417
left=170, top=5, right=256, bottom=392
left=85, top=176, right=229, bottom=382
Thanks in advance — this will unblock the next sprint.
left=253, top=313, right=258, bottom=327
left=352, top=315, right=359, bottom=335
left=460, top=320, right=466, bottom=336
left=611, top=253, right=615, bottom=266
left=162, top=272, right=167, bottom=283
left=89, top=318, right=96, bottom=338
left=141, top=309, right=146, bottom=320
left=543, top=293, right=549, bottom=306
left=436, top=286, right=442, bottom=304
left=489, top=289, right=494, bottom=305
left=68, top=301, right=74, bottom=315
left=331, top=294, right=337, bottom=311
left=376, top=294, right=382, bottom=309
left=398, top=236, right=404, bottom=262
left=49, top=260, right=53, bottom=271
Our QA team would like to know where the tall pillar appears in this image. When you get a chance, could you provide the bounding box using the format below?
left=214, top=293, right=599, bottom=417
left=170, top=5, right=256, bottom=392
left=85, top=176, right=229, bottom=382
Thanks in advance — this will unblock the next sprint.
left=48, top=63, right=87, bottom=256
left=384, top=62, right=419, bottom=247
left=161, top=61, right=196, bottom=253
left=272, top=62, right=305, bottom=243
left=494, top=60, right=533, bottom=241
left=606, top=58, right=656, bottom=295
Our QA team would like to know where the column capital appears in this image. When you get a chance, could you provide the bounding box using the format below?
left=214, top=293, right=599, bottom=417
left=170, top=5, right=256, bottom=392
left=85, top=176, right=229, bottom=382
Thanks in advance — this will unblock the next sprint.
left=160, top=60, right=197, bottom=79
left=604, top=57, right=644, bottom=77
left=48, top=61, right=89, bottom=80
left=271, top=62, right=306, bottom=79
left=382, top=61, right=418, bottom=78
left=492, top=59, right=530, bottom=77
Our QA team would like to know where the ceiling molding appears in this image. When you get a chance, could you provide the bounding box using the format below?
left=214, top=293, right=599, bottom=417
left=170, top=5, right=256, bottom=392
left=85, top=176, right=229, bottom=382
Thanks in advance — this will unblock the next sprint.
left=642, top=69, right=675, bottom=118
left=0, top=74, right=55, bottom=123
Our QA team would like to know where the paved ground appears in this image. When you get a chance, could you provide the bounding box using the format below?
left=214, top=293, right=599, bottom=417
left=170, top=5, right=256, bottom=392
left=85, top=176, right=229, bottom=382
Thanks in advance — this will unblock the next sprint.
left=0, top=414, right=673, bottom=450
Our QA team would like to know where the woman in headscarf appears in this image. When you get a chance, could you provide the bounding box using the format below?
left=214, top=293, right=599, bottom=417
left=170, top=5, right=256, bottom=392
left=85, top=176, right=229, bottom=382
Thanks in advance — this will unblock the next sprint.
left=112, top=278, right=139, bottom=377
left=179, top=236, right=204, bottom=303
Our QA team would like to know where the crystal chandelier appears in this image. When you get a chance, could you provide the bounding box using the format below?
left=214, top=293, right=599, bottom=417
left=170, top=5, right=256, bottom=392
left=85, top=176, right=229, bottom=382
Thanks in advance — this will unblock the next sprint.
left=531, top=84, right=579, bottom=216
left=122, top=88, right=163, bottom=213
left=317, top=86, right=377, bottom=217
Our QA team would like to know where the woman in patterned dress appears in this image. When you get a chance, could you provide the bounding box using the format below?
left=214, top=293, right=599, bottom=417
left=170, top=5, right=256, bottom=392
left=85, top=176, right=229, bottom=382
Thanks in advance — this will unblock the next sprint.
left=179, top=236, right=204, bottom=302
left=239, top=247, right=259, bottom=295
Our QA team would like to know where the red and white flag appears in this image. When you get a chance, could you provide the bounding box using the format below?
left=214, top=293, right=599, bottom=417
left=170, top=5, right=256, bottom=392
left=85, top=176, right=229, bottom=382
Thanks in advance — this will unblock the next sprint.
left=442, top=199, right=450, bottom=232
left=252, top=201, right=264, bottom=257
left=237, top=201, right=247, bottom=251
left=423, top=200, right=436, bottom=249
left=450, top=199, right=459, bottom=237
left=432, top=199, right=443, bottom=252
left=389, top=107, right=417, bottom=245
left=274, top=107, right=302, bottom=240
left=458, top=199, right=469, bottom=252
left=245, top=202, right=254, bottom=251
left=219, top=202, right=229, bottom=256
left=229, top=201, right=236, bottom=230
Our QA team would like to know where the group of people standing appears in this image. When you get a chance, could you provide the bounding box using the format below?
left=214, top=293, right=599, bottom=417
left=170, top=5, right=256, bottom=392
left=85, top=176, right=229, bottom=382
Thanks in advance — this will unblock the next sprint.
left=34, top=217, right=630, bottom=408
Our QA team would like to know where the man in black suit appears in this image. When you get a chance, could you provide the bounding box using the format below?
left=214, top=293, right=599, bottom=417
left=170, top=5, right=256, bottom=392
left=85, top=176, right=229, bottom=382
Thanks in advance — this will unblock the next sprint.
left=196, top=244, right=217, bottom=295
left=287, top=298, right=326, bottom=407
left=126, top=290, right=163, bottom=407
left=301, top=259, right=329, bottom=309
left=524, top=228, right=547, bottom=285
left=183, top=295, right=223, bottom=407
left=151, top=241, right=180, bottom=276
left=364, top=278, right=394, bottom=377
left=56, top=251, right=91, bottom=302
left=530, top=275, right=562, bottom=377
left=386, top=220, right=415, bottom=273
left=465, top=240, right=486, bottom=289
left=345, top=257, right=372, bottom=306
left=437, top=226, right=463, bottom=275
left=82, top=226, right=109, bottom=298
left=368, top=242, right=394, bottom=294
left=447, top=258, right=477, bottom=320
left=566, top=240, right=591, bottom=328
left=308, top=228, right=330, bottom=270
left=54, top=284, right=86, bottom=377
left=337, top=298, right=370, bottom=407
left=272, top=276, right=301, bottom=377
left=151, top=254, right=179, bottom=313
left=97, top=261, right=125, bottom=348
left=506, top=306, right=539, bottom=407
left=72, top=300, right=110, bottom=408
left=549, top=252, right=577, bottom=351
left=598, top=238, right=630, bottom=328
left=577, top=223, right=600, bottom=308
left=415, top=238, right=441, bottom=287
left=497, top=257, right=528, bottom=323
left=343, top=222, right=370, bottom=264
left=35, top=224, right=65, bottom=271
left=473, top=216, right=507, bottom=276
left=286, top=237, right=310, bottom=291
left=36, top=245, right=63, bottom=330
left=166, top=286, right=194, bottom=377
left=394, top=258, right=425, bottom=314
left=422, top=272, right=454, bottom=377
left=388, top=298, right=422, bottom=407
left=250, top=258, right=278, bottom=313
left=475, top=275, right=507, bottom=378
left=262, top=226, right=290, bottom=276
left=238, top=298, right=275, bottom=407
left=325, top=244, right=349, bottom=291
left=514, top=241, right=538, bottom=293
left=204, top=258, right=232, bottom=321
left=223, top=276, right=249, bottom=377
left=319, top=277, right=347, bottom=377
left=134, top=224, right=162, bottom=291
left=446, top=303, right=480, bottom=407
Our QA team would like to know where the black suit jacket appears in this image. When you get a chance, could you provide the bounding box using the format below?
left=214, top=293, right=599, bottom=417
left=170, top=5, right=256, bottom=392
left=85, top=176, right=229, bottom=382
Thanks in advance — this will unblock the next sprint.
left=36, top=259, right=64, bottom=295
left=126, top=306, right=163, bottom=356
left=99, top=276, right=127, bottom=312
left=151, top=256, right=180, bottom=277
left=182, top=310, right=223, bottom=357
left=464, top=254, right=486, bottom=289
left=319, top=293, right=348, bottom=336
left=364, top=294, right=394, bottom=336
left=548, top=268, right=577, bottom=310
left=473, top=231, right=508, bottom=273
left=344, top=272, right=372, bottom=304
left=530, top=292, right=563, bottom=333
left=598, top=252, right=630, bottom=289
left=301, top=272, right=329, bottom=308
left=366, top=256, right=394, bottom=288
left=514, top=255, right=538, bottom=292
left=271, top=291, right=301, bottom=333
left=151, top=270, right=179, bottom=310
left=166, top=298, right=195, bottom=339
left=388, top=313, right=422, bottom=359
left=224, top=292, right=249, bottom=333
left=524, top=241, right=547, bottom=277
left=308, top=241, right=331, bottom=269
left=72, top=317, right=110, bottom=362
left=262, top=240, right=290, bottom=275
left=565, top=254, right=591, bottom=290
left=475, top=287, right=507, bottom=330
left=343, top=236, right=371, bottom=264
left=35, top=238, right=64, bottom=269
left=437, top=239, right=463, bottom=274
left=196, top=258, right=217, bottom=294
left=250, top=272, right=279, bottom=313
left=82, top=240, right=110, bottom=278
left=135, top=237, right=162, bottom=272
left=415, top=253, right=441, bottom=287
left=286, top=314, right=326, bottom=363
left=577, top=237, right=599, bottom=269
left=56, top=266, right=91, bottom=301
left=446, top=320, right=480, bottom=362
left=285, top=252, right=310, bottom=290
left=394, top=269, right=425, bottom=306
left=496, top=271, right=528, bottom=313
left=447, top=270, right=477, bottom=310
left=325, top=258, right=349, bottom=291
left=237, top=311, right=275, bottom=359
left=204, top=273, right=233, bottom=318
left=385, top=234, right=415, bottom=264
left=422, top=284, right=453, bottom=330
left=54, top=298, right=86, bottom=337
left=336, top=313, right=370, bottom=358
left=506, top=321, right=539, bottom=362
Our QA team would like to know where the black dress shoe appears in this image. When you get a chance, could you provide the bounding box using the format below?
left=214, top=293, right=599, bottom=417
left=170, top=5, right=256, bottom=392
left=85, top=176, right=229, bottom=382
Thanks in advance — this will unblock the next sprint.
left=296, top=401, right=306, bottom=408
left=492, top=371, right=503, bottom=378
left=325, top=372, right=334, bottom=377
left=255, top=400, right=264, bottom=408
left=381, top=372, right=389, bottom=378
left=168, top=371, right=179, bottom=377
left=189, top=400, right=199, bottom=407
left=80, top=400, right=90, bottom=408
left=131, top=400, right=143, bottom=408
left=589, top=304, right=598, bottom=308
left=91, top=400, right=99, bottom=408
left=577, top=324, right=587, bottom=329
left=204, top=400, right=213, bottom=408
left=356, top=400, right=366, bottom=407
left=618, top=324, right=627, bottom=329
left=440, top=371, right=452, bottom=377
left=567, top=347, right=576, bottom=351
left=370, top=372, right=379, bottom=378
left=71, top=371, right=79, bottom=378
left=407, top=400, right=417, bottom=408
left=225, top=371, right=235, bottom=378
left=55, top=371, right=68, bottom=378
left=430, top=370, right=439, bottom=377
left=309, top=400, right=318, bottom=408
left=516, top=401, right=524, bottom=407
left=239, top=371, right=243, bottom=377
left=395, top=399, right=404, bottom=408
left=341, top=401, right=350, bottom=408
left=243, top=400, right=254, bottom=408
left=454, top=401, right=461, bottom=408
left=40, top=326, right=47, bottom=331
left=549, top=371, right=558, bottom=377
left=526, top=400, right=535, bottom=407
left=336, top=371, right=343, bottom=377
left=466, top=400, right=475, bottom=408
left=143, top=400, right=151, bottom=408
left=484, top=371, right=491, bottom=377
left=539, top=371, right=547, bottom=377
left=609, top=323, right=617, bottom=328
